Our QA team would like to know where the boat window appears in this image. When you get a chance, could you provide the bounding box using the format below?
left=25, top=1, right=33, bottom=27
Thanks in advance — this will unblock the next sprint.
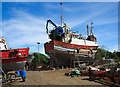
left=4, top=45, right=7, bottom=49
left=75, top=35, right=78, bottom=38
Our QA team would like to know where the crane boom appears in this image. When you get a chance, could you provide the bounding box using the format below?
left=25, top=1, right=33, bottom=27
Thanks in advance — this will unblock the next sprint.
left=46, top=19, right=57, bottom=33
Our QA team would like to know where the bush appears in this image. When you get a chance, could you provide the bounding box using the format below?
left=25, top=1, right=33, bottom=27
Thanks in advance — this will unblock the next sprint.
left=32, top=53, right=49, bottom=64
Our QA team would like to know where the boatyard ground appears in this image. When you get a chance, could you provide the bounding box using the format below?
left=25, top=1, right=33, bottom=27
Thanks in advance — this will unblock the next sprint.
left=2, top=69, right=115, bottom=86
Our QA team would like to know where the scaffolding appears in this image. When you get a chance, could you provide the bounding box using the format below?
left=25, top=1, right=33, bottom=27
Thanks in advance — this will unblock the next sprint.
left=48, top=49, right=95, bottom=68
left=70, top=52, right=91, bottom=68
left=48, top=50, right=59, bottom=67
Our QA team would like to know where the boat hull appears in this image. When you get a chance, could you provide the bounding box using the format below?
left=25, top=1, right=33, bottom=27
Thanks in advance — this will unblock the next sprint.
left=44, top=40, right=98, bottom=54
left=2, top=61, right=26, bottom=72
left=50, top=50, right=93, bottom=66
left=1, top=48, right=29, bottom=71
left=44, top=40, right=98, bottom=67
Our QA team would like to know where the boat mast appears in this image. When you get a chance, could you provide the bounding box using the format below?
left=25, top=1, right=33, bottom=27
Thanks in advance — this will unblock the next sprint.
left=90, top=21, right=94, bottom=36
left=87, top=24, right=89, bottom=36
left=60, top=2, right=63, bottom=26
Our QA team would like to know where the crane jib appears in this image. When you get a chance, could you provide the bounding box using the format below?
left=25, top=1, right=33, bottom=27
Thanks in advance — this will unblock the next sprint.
left=46, top=19, right=57, bottom=33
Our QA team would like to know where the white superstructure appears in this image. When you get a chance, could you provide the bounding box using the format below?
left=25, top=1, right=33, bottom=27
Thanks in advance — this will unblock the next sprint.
left=0, top=38, right=8, bottom=50
left=71, top=38, right=98, bottom=46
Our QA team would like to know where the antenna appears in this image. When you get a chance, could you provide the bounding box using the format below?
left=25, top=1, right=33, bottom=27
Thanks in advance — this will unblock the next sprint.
left=60, top=2, right=63, bottom=26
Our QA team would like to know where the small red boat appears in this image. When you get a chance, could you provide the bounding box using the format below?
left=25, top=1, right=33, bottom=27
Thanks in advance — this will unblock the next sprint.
left=0, top=37, right=29, bottom=71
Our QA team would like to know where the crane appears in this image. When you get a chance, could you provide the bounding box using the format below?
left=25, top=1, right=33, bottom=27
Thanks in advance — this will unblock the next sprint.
left=46, top=19, right=57, bottom=34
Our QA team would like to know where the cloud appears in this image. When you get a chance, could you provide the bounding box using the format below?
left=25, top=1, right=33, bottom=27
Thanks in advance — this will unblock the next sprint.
left=64, top=2, right=118, bottom=28
left=2, top=2, right=118, bottom=54
left=3, top=9, right=50, bottom=54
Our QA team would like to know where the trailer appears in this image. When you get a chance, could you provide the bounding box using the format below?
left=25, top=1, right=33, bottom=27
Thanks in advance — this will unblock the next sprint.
left=0, top=67, right=26, bottom=83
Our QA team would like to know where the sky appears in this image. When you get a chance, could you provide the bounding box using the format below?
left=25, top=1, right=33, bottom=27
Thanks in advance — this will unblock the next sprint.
left=2, top=2, right=118, bottom=54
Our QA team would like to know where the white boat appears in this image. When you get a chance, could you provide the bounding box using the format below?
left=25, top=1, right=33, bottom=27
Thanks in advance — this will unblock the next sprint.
left=44, top=3, right=98, bottom=67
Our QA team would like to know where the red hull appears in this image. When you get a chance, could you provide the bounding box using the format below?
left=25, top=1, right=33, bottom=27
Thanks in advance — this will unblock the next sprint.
left=1, top=48, right=29, bottom=59
left=1, top=48, right=29, bottom=63
left=44, top=40, right=98, bottom=66
left=44, top=40, right=98, bottom=54
left=1, top=48, right=29, bottom=71
left=2, top=57, right=27, bottom=63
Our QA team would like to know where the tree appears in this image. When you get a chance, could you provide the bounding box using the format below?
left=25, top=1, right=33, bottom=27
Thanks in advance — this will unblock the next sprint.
left=32, top=53, right=49, bottom=65
left=95, top=46, right=120, bottom=63
left=116, top=52, right=120, bottom=57
left=95, top=48, right=107, bottom=60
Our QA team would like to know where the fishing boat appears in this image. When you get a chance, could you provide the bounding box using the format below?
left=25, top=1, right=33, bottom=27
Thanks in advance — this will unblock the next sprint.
left=44, top=3, right=98, bottom=67
left=0, top=37, right=29, bottom=71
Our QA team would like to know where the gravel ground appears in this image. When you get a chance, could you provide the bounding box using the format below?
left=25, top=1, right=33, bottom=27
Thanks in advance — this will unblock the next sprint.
left=3, top=69, right=107, bottom=86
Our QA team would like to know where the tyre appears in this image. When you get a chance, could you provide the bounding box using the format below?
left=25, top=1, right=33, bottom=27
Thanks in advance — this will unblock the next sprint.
left=22, top=76, right=25, bottom=82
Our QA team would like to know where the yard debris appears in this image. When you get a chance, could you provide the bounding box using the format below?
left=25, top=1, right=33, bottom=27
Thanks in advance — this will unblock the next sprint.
left=65, top=68, right=81, bottom=77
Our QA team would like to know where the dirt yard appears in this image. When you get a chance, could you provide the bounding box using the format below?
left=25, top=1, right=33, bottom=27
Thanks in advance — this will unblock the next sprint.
left=3, top=69, right=108, bottom=86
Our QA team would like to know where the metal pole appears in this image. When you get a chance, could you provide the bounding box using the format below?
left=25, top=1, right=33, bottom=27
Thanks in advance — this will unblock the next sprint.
left=60, top=2, right=63, bottom=26
left=37, top=41, right=40, bottom=64
left=73, top=48, right=75, bottom=68
left=38, top=44, right=39, bottom=63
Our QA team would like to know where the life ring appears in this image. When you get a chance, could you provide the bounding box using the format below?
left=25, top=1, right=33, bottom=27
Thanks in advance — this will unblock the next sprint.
left=2, top=38, right=6, bottom=44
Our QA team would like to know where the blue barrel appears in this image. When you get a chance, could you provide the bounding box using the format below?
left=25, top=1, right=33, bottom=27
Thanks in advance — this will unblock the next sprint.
left=21, top=70, right=27, bottom=78
left=19, top=70, right=22, bottom=75
left=15, top=71, right=20, bottom=75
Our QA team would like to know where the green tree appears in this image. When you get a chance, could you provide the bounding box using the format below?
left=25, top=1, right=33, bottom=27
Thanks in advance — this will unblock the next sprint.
left=116, top=52, right=120, bottom=57
left=95, top=48, right=107, bottom=60
left=95, top=45, right=120, bottom=63
left=32, top=53, right=49, bottom=64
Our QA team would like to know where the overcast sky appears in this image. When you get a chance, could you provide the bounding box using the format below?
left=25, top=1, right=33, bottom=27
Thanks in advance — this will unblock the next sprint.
left=2, top=2, right=118, bottom=54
